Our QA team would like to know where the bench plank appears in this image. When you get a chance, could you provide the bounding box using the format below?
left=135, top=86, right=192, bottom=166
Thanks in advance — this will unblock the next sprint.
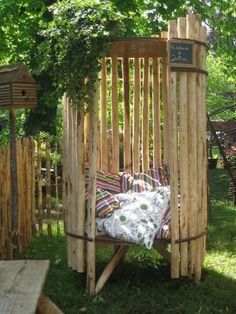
left=0, top=260, right=50, bottom=314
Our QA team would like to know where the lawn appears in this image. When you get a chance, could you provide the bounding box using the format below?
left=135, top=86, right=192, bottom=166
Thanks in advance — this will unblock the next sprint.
left=24, top=169, right=236, bottom=314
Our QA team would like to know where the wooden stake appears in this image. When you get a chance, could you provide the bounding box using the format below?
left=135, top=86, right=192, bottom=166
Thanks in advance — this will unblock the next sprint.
left=111, top=57, right=119, bottom=173
left=100, top=58, right=108, bottom=171
left=177, top=16, right=189, bottom=277
left=76, top=110, right=85, bottom=272
left=123, top=58, right=131, bottom=172
left=168, top=19, right=180, bottom=278
left=30, top=138, right=36, bottom=236
left=187, top=13, right=198, bottom=276
left=46, top=139, right=52, bottom=236
left=133, top=58, right=140, bottom=173
left=152, top=57, right=161, bottom=166
left=87, top=84, right=99, bottom=294
left=9, top=109, right=19, bottom=258
left=161, top=31, right=169, bottom=164
left=54, top=142, right=60, bottom=235
left=142, top=57, right=150, bottom=171
left=37, top=137, right=43, bottom=236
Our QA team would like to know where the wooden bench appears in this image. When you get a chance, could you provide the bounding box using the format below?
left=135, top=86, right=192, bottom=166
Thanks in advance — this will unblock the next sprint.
left=0, top=260, right=50, bottom=314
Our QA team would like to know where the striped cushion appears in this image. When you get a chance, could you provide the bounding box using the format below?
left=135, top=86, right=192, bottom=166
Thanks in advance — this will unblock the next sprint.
left=85, top=166, right=121, bottom=194
left=129, top=166, right=169, bottom=193
left=120, top=172, right=134, bottom=193
left=95, top=189, right=119, bottom=218
left=156, top=206, right=171, bottom=239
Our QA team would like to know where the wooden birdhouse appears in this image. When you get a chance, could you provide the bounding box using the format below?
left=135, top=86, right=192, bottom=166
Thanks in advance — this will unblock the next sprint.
left=0, top=64, right=37, bottom=110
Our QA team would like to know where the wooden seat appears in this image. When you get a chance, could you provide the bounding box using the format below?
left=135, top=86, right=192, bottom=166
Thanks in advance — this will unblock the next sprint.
left=0, top=260, right=49, bottom=314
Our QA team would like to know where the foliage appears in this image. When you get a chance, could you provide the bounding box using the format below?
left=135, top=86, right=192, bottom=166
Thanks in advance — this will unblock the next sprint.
left=39, top=0, right=126, bottom=109
left=207, top=55, right=235, bottom=119
left=0, top=0, right=235, bottom=135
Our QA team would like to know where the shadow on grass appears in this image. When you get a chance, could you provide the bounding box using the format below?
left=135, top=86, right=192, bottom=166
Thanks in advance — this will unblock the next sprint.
left=24, top=234, right=236, bottom=314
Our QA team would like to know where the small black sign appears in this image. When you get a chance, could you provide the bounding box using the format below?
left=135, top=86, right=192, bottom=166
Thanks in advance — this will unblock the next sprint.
left=169, top=40, right=195, bottom=67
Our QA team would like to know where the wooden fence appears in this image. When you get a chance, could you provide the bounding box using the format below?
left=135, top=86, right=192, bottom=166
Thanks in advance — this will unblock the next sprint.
left=0, top=137, right=63, bottom=260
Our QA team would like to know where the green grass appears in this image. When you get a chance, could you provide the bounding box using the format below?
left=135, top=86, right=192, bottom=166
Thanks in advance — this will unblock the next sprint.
left=24, top=169, right=236, bottom=314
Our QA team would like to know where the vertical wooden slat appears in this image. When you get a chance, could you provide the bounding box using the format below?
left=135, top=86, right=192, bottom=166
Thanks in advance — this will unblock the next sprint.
left=71, top=105, right=77, bottom=270
left=195, top=20, right=207, bottom=280
left=187, top=12, right=198, bottom=276
left=152, top=57, right=161, bottom=166
left=26, top=139, right=32, bottom=243
left=177, top=16, right=189, bottom=277
left=22, top=138, right=29, bottom=247
left=100, top=58, right=108, bottom=171
left=87, top=84, right=99, bottom=294
left=63, top=95, right=71, bottom=267
left=76, top=110, right=85, bottom=272
left=54, top=142, right=60, bottom=234
left=30, top=138, right=36, bottom=236
left=161, top=31, right=169, bottom=165
left=84, top=112, right=90, bottom=163
left=37, top=137, right=43, bottom=235
left=123, top=58, right=131, bottom=172
left=46, top=139, right=52, bottom=236
left=111, top=57, right=119, bottom=173
left=20, top=140, right=26, bottom=251
left=133, top=58, right=141, bottom=173
left=201, top=26, right=208, bottom=268
left=16, top=141, right=22, bottom=253
left=168, top=19, right=180, bottom=279
left=142, top=57, right=150, bottom=171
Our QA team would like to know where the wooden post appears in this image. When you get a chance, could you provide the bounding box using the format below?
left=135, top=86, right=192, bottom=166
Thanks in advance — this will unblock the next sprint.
left=152, top=57, right=161, bottom=166
left=76, top=110, right=85, bottom=272
left=46, top=139, right=52, bottom=236
left=142, top=57, right=150, bottom=171
left=195, top=20, right=208, bottom=280
left=9, top=109, right=19, bottom=259
left=177, top=16, right=189, bottom=277
left=100, top=58, right=108, bottom=171
left=54, top=142, right=60, bottom=234
left=133, top=58, right=140, bottom=173
left=187, top=13, right=198, bottom=276
left=168, top=20, right=180, bottom=279
left=123, top=58, right=131, bottom=172
left=37, top=137, right=43, bottom=235
left=161, top=31, right=169, bottom=164
left=30, top=138, right=36, bottom=236
left=111, top=57, right=119, bottom=173
left=86, top=83, right=99, bottom=294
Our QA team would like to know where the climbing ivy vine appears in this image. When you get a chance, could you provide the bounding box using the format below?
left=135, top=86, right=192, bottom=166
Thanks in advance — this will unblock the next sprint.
left=39, top=0, right=126, bottom=109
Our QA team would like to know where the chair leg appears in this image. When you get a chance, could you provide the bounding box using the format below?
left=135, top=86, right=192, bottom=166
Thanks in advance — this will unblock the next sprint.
left=95, top=245, right=128, bottom=294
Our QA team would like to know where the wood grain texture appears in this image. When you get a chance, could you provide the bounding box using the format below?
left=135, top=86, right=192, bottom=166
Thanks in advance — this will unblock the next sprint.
left=86, top=85, right=99, bottom=294
left=177, top=16, right=189, bottom=277
left=168, top=19, right=180, bottom=279
left=0, top=260, right=49, bottom=314
left=133, top=58, right=141, bottom=173
left=111, top=58, right=119, bottom=173
left=152, top=58, right=161, bottom=166
left=123, top=58, right=131, bottom=172
left=100, top=58, right=108, bottom=171
left=186, top=13, right=197, bottom=276
left=161, top=31, right=169, bottom=165
left=142, top=57, right=150, bottom=171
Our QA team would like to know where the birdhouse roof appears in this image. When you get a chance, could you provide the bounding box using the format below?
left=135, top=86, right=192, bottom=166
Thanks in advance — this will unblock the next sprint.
left=0, top=64, right=36, bottom=85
